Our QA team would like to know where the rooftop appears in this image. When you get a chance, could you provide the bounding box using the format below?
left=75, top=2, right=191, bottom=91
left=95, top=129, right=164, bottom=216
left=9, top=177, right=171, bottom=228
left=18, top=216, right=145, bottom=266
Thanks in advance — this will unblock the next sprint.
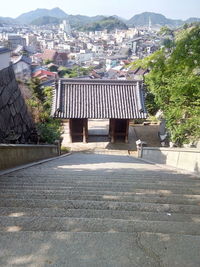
left=52, top=79, right=147, bottom=119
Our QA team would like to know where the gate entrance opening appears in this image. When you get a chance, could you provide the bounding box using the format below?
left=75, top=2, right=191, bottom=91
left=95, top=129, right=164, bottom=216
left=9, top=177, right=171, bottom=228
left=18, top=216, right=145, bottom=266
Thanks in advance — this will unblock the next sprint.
left=69, top=119, right=129, bottom=143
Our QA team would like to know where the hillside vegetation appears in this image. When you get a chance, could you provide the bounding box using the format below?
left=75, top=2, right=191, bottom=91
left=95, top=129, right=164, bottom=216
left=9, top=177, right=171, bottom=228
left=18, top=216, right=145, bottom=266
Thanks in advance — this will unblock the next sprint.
left=131, top=25, right=200, bottom=146
left=30, top=16, right=60, bottom=26
left=79, top=16, right=128, bottom=32
left=26, top=79, right=62, bottom=144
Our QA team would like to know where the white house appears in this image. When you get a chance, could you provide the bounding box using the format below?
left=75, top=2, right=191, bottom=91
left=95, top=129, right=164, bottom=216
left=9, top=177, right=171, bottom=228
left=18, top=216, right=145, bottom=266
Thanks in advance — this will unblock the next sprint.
left=12, top=55, right=31, bottom=81
left=75, top=52, right=94, bottom=64
left=59, top=20, right=71, bottom=36
left=92, top=45, right=104, bottom=56
left=0, top=47, right=11, bottom=70
left=46, top=40, right=55, bottom=50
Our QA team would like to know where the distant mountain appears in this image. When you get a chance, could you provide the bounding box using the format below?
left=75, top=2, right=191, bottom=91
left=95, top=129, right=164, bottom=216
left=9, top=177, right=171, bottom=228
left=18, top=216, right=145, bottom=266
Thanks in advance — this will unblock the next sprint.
left=14, top=7, right=105, bottom=27
left=79, top=16, right=128, bottom=32
left=0, top=8, right=200, bottom=29
left=127, top=12, right=183, bottom=27
left=67, top=15, right=105, bottom=28
left=0, top=17, right=16, bottom=24
left=30, top=16, right=60, bottom=26
left=185, top=17, right=200, bottom=24
left=112, top=15, right=127, bottom=23
left=16, top=7, right=67, bottom=24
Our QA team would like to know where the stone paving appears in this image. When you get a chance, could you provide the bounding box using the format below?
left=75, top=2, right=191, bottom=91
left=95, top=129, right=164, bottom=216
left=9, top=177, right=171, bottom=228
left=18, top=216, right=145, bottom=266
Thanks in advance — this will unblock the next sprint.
left=0, top=152, right=200, bottom=266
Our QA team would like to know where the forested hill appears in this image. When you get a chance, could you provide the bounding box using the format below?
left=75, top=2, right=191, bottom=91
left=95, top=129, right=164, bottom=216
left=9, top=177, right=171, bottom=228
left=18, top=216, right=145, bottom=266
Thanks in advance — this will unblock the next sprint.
left=1, top=7, right=200, bottom=28
left=16, top=7, right=67, bottom=24
left=78, top=16, right=128, bottom=32
left=127, top=12, right=183, bottom=27
left=30, top=16, right=60, bottom=26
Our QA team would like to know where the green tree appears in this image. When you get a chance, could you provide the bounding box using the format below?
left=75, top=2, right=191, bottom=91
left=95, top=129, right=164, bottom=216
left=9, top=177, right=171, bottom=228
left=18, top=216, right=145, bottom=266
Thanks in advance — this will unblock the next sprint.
left=44, top=59, right=53, bottom=65
left=134, top=25, right=200, bottom=146
left=58, top=66, right=93, bottom=78
left=145, top=92, right=159, bottom=116
left=49, top=64, right=58, bottom=72
left=26, top=80, right=62, bottom=143
left=27, top=78, right=44, bottom=100
left=159, top=26, right=174, bottom=36
left=162, top=38, right=175, bottom=49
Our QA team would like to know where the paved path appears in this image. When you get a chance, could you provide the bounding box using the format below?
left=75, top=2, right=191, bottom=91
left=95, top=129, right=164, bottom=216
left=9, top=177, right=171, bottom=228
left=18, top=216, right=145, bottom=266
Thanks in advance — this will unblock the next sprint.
left=0, top=153, right=200, bottom=266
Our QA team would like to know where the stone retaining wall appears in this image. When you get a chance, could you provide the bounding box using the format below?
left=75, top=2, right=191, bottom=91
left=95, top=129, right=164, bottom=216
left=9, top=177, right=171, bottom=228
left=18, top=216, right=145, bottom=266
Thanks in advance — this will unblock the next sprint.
left=0, top=66, right=34, bottom=143
left=0, top=144, right=59, bottom=170
left=141, top=147, right=200, bottom=175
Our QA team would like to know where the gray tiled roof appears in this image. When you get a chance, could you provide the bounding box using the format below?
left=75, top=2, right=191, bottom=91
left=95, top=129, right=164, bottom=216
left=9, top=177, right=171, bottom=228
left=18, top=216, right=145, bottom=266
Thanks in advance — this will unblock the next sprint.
left=12, top=55, right=32, bottom=65
left=52, top=79, right=147, bottom=119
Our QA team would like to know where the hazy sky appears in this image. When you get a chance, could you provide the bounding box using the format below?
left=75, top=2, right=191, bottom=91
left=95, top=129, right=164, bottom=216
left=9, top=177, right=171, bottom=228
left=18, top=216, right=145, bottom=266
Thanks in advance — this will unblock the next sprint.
left=2, top=0, right=200, bottom=20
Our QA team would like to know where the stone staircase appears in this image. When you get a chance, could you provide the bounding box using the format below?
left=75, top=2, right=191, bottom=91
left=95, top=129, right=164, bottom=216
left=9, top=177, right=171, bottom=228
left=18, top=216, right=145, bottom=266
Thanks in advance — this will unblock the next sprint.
left=0, top=153, right=200, bottom=266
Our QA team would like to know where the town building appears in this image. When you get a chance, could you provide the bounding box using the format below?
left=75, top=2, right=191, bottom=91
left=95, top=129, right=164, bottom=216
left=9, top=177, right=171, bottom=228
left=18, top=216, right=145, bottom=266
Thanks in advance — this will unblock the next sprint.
left=11, top=55, right=32, bottom=81
left=32, top=69, right=57, bottom=81
left=0, top=47, right=11, bottom=70
left=41, top=49, right=68, bottom=66
left=59, top=20, right=71, bottom=36
left=7, top=35, right=26, bottom=50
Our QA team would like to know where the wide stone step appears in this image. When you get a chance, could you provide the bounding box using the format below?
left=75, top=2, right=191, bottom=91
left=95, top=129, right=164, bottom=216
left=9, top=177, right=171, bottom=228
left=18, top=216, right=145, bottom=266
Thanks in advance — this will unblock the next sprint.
left=0, top=184, right=199, bottom=195
left=1, top=171, right=195, bottom=176
left=32, top=173, right=193, bottom=179
left=2, top=174, right=199, bottom=183
left=1, top=207, right=200, bottom=223
left=0, top=191, right=200, bottom=206
left=1, top=187, right=200, bottom=198
left=1, top=198, right=200, bottom=214
left=1, top=231, right=200, bottom=267
left=1, top=216, right=200, bottom=235
left=0, top=179, right=199, bottom=188
left=1, top=152, right=199, bottom=266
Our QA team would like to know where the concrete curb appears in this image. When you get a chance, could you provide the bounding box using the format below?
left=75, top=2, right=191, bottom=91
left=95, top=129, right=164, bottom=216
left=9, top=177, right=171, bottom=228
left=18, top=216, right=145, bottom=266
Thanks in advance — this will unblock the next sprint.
left=135, top=156, right=199, bottom=178
left=0, top=153, right=72, bottom=176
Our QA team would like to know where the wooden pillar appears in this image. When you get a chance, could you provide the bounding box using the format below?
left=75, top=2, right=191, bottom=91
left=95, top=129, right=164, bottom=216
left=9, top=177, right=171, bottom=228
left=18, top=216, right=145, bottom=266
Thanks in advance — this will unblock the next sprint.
left=69, top=119, right=73, bottom=143
left=83, top=119, right=88, bottom=143
left=125, top=120, right=129, bottom=143
left=85, top=119, right=88, bottom=143
left=111, top=119, right=115, bottom=143
left=109, top=119, right=111, bottom=139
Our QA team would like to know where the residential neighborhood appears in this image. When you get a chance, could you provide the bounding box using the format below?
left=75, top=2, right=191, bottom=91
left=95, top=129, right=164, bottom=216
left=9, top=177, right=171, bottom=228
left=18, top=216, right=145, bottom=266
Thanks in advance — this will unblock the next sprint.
left=0, top=19, right=165, bottom=82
